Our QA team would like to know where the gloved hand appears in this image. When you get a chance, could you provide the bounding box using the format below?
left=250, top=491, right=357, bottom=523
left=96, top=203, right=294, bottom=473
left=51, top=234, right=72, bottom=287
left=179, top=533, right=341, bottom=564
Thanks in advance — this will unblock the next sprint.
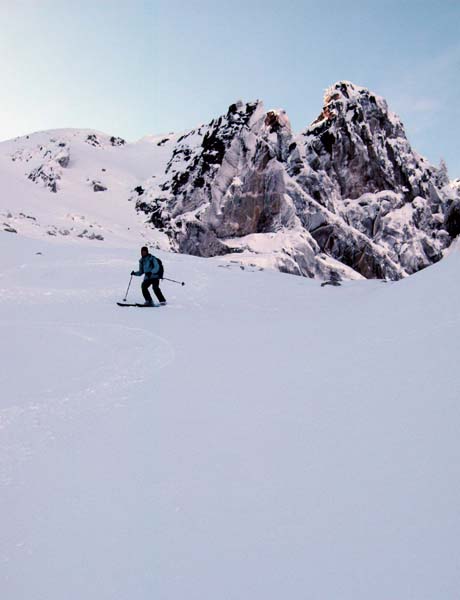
left=131, top=270, right=135, bottom=276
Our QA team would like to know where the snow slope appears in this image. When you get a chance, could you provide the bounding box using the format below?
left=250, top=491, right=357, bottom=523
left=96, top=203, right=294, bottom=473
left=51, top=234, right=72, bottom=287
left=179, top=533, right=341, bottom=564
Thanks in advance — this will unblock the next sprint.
left=0, top=128, right=177, bottom=248
left=1, top=228, right=460, bottom=599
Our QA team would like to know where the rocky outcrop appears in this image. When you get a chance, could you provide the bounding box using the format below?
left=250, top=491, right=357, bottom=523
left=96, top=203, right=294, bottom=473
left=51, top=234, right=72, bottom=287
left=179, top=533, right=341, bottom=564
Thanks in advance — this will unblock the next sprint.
left=444, top=180, right=460, bottom=238
left=303, top=82, right=435, bottom=200
left=12, top=138, right=70, bottom=192
left=28, top=163, right=61, bottom=193
left=297, top=82, right=450, bottom=273
left=92, top=180, right=108, bottom=192
left=110, top=136, right=126, bottom=147
left=133, top=82, right=455, bottom=280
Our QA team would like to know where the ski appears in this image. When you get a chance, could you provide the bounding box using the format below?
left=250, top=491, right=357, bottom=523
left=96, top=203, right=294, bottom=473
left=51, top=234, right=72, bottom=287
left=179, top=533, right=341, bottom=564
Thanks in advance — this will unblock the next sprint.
left=117, top=302, right=165, bottom=307
left=135, top=303, right=159, bottom=308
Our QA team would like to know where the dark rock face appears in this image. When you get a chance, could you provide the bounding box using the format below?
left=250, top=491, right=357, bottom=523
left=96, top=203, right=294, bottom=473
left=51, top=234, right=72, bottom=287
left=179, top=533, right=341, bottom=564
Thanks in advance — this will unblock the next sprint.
left=57, top=153, right=70, bottom=168
left=86, top=134, right=101, bottom=147
left=176, top=222, right=229, bottom=257
left=133, top=82, right=455, bottom=280
left=87, top=133, right=126, bottom=148
left=445, top=200, right=460, bottom=238
left=92, top=180, right=108, bottom=192
left=110, top=136, right=126, bottom=146
left=28, top=164, right=60, bottom=192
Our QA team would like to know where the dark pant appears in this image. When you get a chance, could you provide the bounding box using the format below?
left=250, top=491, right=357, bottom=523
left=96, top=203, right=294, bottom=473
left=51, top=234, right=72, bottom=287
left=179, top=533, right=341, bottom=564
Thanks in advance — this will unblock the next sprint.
left=142, top=278, right=166, bottom=303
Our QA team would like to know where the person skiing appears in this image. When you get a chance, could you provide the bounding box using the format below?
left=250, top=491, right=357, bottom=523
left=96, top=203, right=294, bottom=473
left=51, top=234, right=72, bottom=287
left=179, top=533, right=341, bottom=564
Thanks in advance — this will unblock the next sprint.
left=131, top=246, right=166, bottom=306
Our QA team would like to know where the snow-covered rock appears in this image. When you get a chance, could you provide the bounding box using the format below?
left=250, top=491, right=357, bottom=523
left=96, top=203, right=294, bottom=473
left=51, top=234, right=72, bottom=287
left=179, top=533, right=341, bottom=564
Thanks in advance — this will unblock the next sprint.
left=132, top=82, right=454, bottom=280
left=300, top=82, right=450, bottom=273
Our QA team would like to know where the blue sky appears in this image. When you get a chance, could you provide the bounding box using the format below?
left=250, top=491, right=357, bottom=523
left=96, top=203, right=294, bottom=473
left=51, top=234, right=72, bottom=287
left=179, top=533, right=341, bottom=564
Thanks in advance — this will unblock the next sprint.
left=1, top=0, right=459, bottom=176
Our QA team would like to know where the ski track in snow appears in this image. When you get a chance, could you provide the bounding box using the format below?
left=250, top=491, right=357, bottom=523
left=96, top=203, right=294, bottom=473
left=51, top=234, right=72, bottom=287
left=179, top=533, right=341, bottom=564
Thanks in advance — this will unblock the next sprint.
left=0, top=312, right=175, bottom=487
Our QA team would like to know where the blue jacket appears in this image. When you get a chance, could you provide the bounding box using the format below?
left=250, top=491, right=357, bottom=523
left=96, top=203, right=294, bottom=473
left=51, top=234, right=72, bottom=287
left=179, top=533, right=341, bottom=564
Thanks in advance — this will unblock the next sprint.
left=133, top=254, right=161, bottom=280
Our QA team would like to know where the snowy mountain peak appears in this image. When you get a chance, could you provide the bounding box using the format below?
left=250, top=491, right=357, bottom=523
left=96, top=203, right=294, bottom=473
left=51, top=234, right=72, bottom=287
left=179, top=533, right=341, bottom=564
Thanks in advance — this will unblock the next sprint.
left=1, top=83, right=457, bottom=281
left=326, top=80, right=387, bottom=108
left=228, top=99, right=266, bottom=125
left=303, top=81, right=436, bottom=202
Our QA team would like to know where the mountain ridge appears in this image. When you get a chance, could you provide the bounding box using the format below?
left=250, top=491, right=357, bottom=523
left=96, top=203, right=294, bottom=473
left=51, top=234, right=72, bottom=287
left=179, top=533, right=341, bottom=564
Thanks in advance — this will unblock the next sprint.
left=2, top=81, right=459, bottom=281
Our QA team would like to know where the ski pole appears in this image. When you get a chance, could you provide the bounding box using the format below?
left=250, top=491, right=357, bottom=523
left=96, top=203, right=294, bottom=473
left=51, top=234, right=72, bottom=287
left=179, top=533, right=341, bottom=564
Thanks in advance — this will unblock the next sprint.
left=123, top=274, right=133, bottom=301
left=163, top=277, right=185, bottom=286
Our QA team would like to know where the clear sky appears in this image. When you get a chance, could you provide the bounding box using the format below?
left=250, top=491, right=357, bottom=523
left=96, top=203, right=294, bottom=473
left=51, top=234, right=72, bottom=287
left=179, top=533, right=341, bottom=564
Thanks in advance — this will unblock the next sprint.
left=1, top=0, right=459, bottom=177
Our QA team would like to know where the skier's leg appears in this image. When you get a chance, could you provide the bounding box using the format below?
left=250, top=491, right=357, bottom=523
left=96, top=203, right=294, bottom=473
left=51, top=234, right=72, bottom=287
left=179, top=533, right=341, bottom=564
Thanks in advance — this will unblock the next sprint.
left=152, top=279, right=166, bottom=303
left=141, top=279, right=153, bottom=303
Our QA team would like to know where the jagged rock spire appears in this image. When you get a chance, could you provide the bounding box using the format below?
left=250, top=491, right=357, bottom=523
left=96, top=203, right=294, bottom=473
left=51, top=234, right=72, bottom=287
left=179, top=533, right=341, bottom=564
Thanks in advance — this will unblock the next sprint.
left=302, top=81, right=438, bottom=202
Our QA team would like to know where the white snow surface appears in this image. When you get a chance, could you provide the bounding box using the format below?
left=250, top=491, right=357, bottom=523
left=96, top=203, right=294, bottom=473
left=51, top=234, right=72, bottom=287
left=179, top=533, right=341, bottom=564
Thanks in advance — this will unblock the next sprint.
left=0, top=128, right=177, bottom=249
left=1, top=221, right=460, bottom=598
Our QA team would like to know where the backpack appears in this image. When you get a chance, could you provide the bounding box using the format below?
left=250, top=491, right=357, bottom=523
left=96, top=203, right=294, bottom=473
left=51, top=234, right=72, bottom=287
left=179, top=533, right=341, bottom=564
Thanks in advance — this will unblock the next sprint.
left=155, top=257, right=164, bottom=279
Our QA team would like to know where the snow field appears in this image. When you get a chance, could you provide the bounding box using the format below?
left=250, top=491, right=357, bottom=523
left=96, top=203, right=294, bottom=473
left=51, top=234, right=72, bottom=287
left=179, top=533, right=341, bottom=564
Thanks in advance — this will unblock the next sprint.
left=1, top=232, right=460, bottom=599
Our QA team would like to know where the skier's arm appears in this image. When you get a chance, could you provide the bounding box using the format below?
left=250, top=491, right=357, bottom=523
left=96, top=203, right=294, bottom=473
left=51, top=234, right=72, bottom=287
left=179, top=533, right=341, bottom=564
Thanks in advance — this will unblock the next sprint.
left=131, top=259, right=144, bottom=276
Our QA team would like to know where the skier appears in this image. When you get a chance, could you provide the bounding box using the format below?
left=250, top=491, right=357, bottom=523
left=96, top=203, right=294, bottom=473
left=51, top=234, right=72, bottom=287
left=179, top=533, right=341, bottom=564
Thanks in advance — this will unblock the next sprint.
left=131, top=246, right=166, bottom=306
